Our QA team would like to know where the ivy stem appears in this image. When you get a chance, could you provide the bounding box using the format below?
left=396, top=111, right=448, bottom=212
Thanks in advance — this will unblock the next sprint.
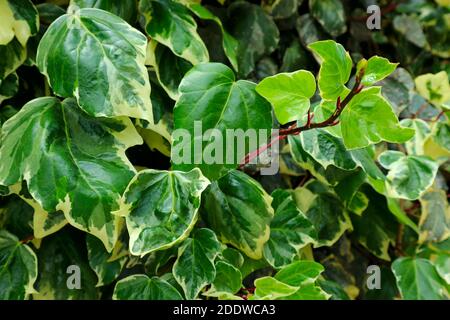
left=239, top=68, right=366, bottom=168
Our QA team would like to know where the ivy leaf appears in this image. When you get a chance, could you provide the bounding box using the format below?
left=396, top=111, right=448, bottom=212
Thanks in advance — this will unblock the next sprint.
left=253, top=277, right=299, bottom=299
left=262, top=0, right=300, bottom=20
left=299, top=129, right=358, bottom=171
left=340, top=87, right=415, bottom=149
left=173, top=228, right=221, bottom=300
left=255, top=70, right=316, bottom=125
left=351, top=186, right=398, bottom=261
left=86, top=234, right=127, bottom=287
left=424, top=122, right=450, bottom=161
left=172, top=63, right=273, bottom=180
left=114, top=168, right=210, bottom=257
left=33, top=229, right=100, bottom=299
left=401, top=119, right=431, bottom=156
left=36, top=8, right=153, bottom=122
left=275, top=260, right=324, bottom=286
left=0, top=97, right=142, bottom=251
left=0, top=230, right=37, bottom=300
left=309, top=0, right=346, bottom=37
left=308, top=40, right=352, bottom=100
left=293, top=180, right=352, bottom=247
left=203, top=261, right=243, bottom=297
left=263, top=189, right=316, bottom=268
left=0, top=38, right=26, bottom=81
left=140, top=0, right=208, bottom=65
left=188, top=3, right=238, bottom=71
left=0, top=0, right=39, bottom=47
left=393, top=15, right=427, bottom=48
left=418, top=189, right=450, bottom=244
left=392, top=257, right=449, bottom=300
left=415, top=71, right=450, bottom=108
left=357, top=56, right=398, bottom=86
left=378, top=150, right=439, bottom=201
left=113, top=275, right=183, bottom=300
left=69, top=0, right=138, bottom=23
left=201, top=170, right=274, bottom=260
left=227, top=1, right=279, bottom=77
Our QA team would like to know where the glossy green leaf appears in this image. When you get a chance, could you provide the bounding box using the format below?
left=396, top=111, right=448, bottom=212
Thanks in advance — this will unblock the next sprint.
left=69, top=0, right=137, bottom=23
left=308, top=40, right=352, bottom=100
left=227, top=1, right=279, bottom=77
left=341, top=87, right=415, bottom=149
left=113, top=275, right=183, bottom=300
left=418, top=189, right=450, bottom=244
left=36, top=8, right=153, bottom=122
left=0, top=97, right=142, bottom=251
left=358, top=56, right=398, bottom=86
left=114, top=168, right=210, bottom=257
left=392, top=257, right=449, bottom=300
left=173, top=228, right=221, bottom=300
left=140, top=0, right=208, bottom=65
left=379, top=150, right=439, bottom=200
left=275, top=260, right=324, bottom=286
left=201, top=170, right=274, bottom=259
left=253, top=276, right=299, bottom=299
left=309, top=0, right=346, bottom=37
left=256, top=70, right=316, bottom=124
left=33, top=229, right=100, bottom=300
left=0, top=230, right=37, bottom=300
left=172, top=63, right=273, bottom=180
left=0, top=0, right=39, bottom=47
left=263, top=189, right=316, bottom=268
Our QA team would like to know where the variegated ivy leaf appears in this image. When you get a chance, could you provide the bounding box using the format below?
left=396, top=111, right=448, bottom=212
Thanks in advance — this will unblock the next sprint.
left=418, top=189, right=450, bottom=244
left=378, top=150, right=439, bottom=201
left=146, top=41, right=193, bottom=101
left=0, top=72, right=18, bottom=103
left=392, top=257, right=449, bottom=300
left=340, top=87, right=415, bottom=149
left=308, top=40, right=352, bottom=101
left=400, top=119, right=431, bottom=156
left=172, top=63, right=273, bottom=180
left=262, top=0, right=301, bottom=20
left=357, top=56, right=398, bottom=87
left=69, top=0, right=138, bottom=23
left=351, top=186, right=397, bottom=261
left=309, top=0, right=346, bottom=37
left=8, top=183, right=67, bottom=239
left=415, top=71, right=450, bottom=108
left=0, top=230, right=38, bottom=300
left=255, top=70, right=316, bottom=125
left=188, top=4, right=238, bottom=72
left=201, top=170, right=274, bottom=260
left=113, top=275, right=183, bottom=300
left=36, top=8, right=153, bottom=122
left=140, top=0, right=209, bottom=65
left=33, top=229, right=100, bottom=300
left=173, top=228, right=221, bottom=300
left=0, top=38, right=26, bottom=81
left=0, top=194, right=34, bottom=240
left=263, top=189, right=316, bottom=268
left=299, top=129, right=358, bottom=171
left=86, top=234, right=127, bottom=287
left=114, top=168, right=210, bottom=257
left=0, top=0, right=39, bottom=47
left=203, top=261, right=243, bottom=298
left=227, top=1, right=279, bottom=77
left=253, top=260, right=328, bottom=300
left=424, top=122, right=450, bottom=161
left=0, top=97, right=143, bottom=251
left=293, top=180, right=351, bottom=247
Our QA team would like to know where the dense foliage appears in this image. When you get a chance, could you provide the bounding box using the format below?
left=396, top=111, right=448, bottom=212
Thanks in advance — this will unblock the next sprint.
left=0, top=0, right=449, bottom=300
